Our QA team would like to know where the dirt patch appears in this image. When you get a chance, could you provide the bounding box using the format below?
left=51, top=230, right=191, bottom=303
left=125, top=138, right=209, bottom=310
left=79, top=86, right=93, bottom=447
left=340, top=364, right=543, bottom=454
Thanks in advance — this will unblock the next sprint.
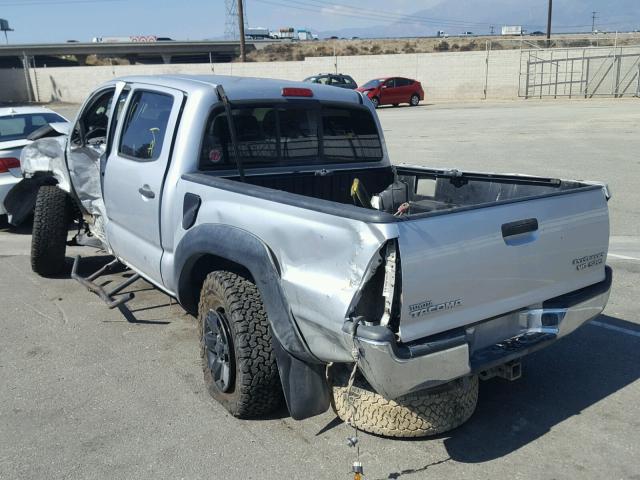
left=244, top=34, right=640, bottom=62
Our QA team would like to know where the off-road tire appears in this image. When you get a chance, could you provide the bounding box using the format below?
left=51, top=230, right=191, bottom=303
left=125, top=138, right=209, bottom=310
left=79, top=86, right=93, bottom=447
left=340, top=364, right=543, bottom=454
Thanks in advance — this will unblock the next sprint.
left=198, top=271, right=282, bottom=418
left=331, top=372, right=478, bottom=438
left=31, top=185, right=70, bottom=276
left=410, top=94, right=420, bottom=106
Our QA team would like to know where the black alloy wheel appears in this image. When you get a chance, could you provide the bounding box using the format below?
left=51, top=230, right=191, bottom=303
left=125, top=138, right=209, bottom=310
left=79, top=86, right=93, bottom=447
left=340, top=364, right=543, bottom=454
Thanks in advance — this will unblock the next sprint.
left=203, top=308, right=235, bottom=393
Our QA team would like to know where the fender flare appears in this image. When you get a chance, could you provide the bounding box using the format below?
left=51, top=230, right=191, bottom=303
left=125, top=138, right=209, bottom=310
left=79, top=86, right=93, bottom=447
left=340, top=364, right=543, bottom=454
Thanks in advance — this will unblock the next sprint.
left=173, top=223, right=330, bottom=420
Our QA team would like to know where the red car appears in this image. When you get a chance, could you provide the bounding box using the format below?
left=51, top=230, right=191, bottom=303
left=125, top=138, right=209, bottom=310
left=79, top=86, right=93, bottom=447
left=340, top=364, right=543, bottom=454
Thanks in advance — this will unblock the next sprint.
left=356, top=77, right=424, bottom=108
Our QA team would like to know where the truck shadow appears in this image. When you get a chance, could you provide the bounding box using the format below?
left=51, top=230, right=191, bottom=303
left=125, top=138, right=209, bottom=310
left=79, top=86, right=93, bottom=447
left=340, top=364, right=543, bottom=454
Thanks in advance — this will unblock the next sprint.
left=439, top=314, right=640, bottom=463
left=2, top=216, right=33, bottom=235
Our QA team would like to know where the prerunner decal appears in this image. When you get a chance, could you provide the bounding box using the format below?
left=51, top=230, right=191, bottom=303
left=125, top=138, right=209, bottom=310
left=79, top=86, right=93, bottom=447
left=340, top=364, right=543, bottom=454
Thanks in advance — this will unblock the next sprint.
left=572, top=252, right=605, bottom=271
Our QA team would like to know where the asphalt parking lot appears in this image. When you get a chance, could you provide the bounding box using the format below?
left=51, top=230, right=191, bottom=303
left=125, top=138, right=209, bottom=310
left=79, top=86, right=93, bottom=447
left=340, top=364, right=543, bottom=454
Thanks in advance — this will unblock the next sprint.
left=1, top=99, right=639, bottom=479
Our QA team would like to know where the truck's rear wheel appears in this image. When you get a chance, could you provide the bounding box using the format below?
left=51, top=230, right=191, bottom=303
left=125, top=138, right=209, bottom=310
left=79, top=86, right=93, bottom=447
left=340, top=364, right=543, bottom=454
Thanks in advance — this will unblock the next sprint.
left=31, top=185, right=71, bottom=276
left=198, top=271, right=282, bottom=418
left=331, top=371, right=478, bottom=438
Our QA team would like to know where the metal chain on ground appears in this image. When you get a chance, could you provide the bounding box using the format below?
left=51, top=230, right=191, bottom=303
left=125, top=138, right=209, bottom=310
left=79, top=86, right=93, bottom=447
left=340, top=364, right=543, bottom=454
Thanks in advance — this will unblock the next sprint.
left=346, top=317, right=365, bottom=479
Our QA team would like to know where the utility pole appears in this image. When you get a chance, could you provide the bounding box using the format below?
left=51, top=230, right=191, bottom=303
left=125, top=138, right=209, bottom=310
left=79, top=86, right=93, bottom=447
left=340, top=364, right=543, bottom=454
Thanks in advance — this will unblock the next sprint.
left=591, top=11, right=598, bottom=33
left=546, top=0, right=552, bottom=41
left=238, top=0, right=246, bottom=62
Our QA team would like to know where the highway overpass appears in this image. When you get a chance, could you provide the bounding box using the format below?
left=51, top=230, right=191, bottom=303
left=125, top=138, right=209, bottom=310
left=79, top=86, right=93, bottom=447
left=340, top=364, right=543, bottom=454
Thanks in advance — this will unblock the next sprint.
left=0, top=40, right=272, bottom=67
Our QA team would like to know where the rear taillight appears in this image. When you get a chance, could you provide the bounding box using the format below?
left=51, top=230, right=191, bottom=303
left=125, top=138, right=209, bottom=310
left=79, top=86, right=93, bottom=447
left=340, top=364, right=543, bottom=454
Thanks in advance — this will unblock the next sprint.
left=0, top=157, right=20, bottom=173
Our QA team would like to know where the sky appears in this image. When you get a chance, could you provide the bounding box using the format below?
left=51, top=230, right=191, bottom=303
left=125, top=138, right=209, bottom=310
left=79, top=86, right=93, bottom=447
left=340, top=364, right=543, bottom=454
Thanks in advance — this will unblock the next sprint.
left=0, top=0, right=634, bottom=44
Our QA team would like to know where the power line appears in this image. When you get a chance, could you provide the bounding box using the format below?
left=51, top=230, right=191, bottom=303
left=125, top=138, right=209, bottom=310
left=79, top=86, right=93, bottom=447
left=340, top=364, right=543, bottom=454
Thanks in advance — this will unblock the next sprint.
left=252, top=0, right=496, bottom=31
left=251, top=0, right=624, bottom=33
left=291, top=0, right=492, bottom=27
left=0, top=0, right=122, bottom=5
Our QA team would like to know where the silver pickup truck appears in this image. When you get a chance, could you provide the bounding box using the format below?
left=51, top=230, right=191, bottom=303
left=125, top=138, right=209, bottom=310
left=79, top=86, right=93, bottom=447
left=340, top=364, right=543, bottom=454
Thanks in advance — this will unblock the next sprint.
left=10, top=75, right=612, bottom=438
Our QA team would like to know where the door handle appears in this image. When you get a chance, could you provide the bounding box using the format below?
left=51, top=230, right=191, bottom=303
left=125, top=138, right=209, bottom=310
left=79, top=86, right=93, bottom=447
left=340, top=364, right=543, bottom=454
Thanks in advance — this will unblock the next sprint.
left=502, top=218, right=538, bottom=238
left=138, top=185, right=155, bottom=199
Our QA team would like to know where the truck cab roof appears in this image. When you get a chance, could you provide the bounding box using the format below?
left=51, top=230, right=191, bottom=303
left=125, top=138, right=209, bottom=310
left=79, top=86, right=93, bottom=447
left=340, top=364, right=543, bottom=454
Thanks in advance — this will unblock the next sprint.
left=110, top=74, right=364, bottom=104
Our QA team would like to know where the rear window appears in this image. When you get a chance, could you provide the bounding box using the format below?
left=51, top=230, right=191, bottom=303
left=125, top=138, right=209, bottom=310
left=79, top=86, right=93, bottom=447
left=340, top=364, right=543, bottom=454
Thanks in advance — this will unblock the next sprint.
left=199, top=103, right=383, bottom=170
left=0, top=113, right=65, bottom=142
left=322, top=107, right=383, bottom=162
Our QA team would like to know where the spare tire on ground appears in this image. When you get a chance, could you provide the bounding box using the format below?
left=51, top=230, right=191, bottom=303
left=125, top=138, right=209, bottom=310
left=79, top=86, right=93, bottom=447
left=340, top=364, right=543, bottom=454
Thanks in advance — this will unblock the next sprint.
left=331, top=369, right=479, bottom=438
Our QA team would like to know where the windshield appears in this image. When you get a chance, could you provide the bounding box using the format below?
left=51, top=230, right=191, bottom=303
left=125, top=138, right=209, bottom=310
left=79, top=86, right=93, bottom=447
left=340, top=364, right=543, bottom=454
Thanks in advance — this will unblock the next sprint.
left=361, top=79, right=383, bottom=89
left=0, top=113, right=66, bottom=143
left=199, top=103, right=384, bottom=170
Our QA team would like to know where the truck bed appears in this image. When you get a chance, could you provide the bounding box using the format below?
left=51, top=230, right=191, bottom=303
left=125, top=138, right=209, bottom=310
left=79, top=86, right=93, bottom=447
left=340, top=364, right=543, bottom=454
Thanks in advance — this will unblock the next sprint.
left=228, top=165, right=596, bottom=217
left=193, top=165, right=608, bottom=343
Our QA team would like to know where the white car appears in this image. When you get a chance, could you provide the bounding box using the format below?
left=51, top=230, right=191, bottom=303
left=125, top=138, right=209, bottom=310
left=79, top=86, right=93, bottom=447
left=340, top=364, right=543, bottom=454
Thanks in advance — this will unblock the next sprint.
left=0, top=106, right=68, bottom=219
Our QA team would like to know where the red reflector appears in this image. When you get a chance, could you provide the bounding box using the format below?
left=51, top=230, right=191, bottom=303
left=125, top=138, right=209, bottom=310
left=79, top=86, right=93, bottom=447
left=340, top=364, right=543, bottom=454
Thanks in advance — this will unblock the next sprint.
left=0, top=157, right=20, bottom=173
left=282, top=87, right=313, bottom=97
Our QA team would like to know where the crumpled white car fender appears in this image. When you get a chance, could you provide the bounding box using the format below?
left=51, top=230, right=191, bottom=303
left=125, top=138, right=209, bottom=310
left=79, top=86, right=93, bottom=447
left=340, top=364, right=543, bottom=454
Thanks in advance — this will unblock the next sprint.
left=20, top=136, right=72, bottom=193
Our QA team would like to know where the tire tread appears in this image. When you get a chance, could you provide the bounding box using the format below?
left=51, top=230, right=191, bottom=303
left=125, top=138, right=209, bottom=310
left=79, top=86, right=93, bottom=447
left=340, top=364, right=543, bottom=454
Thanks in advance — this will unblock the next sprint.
left=31, top=185, right=70, bottom=276
left=331, top=373, right=478, bottom=438
left=198, top=271, right=282, bottom=418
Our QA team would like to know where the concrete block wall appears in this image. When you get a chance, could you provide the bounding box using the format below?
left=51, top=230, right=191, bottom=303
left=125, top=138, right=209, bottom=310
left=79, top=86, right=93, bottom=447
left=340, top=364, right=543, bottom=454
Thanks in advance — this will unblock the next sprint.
left=0, top=68, right=31, bottom=103
left=0, top=48, right=526, bottom=104
left=23, top=48, right=524, bottom=104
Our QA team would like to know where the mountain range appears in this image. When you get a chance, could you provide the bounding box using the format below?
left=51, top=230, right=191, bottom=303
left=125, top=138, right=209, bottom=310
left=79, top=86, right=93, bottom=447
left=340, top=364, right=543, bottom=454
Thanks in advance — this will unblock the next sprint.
left=318, top=0, right=640, bottom=38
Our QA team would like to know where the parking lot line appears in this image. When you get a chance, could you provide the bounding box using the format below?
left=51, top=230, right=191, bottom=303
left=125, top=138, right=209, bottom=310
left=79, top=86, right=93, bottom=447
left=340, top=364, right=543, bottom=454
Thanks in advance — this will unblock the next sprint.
left=608, top=253, right=640, bottom=261
left=590, top=320, right=640, bottom=338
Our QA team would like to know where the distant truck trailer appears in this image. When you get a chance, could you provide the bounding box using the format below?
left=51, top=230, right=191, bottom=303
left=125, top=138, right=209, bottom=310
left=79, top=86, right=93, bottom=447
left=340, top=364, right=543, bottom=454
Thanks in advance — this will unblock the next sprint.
left=245, top=27, right=271, bottom=39
left=92, top=35, right=172, bottom=43
left=501, top=25, right=523, bottom=36
left=273, top=27, right=295, bottom=39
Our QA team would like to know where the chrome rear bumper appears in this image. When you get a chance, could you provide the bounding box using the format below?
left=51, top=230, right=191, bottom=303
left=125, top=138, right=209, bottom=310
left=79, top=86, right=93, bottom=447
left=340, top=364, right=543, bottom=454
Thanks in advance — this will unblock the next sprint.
left=353, top=267, right=612, bottom=399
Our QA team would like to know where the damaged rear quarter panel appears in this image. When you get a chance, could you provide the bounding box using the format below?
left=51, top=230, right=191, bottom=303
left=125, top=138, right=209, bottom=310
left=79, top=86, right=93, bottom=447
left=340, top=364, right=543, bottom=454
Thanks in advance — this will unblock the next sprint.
left=168, top=180, right=399, bottom=362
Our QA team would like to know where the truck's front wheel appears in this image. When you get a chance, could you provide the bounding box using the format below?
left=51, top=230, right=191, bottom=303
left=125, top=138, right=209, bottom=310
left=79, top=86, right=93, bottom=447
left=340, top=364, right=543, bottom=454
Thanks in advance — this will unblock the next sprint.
left=31, top=185, right=71, bottom=276
left=198, top=271, right=283, bottom=418
left=331, top=370, right=479, bottom=438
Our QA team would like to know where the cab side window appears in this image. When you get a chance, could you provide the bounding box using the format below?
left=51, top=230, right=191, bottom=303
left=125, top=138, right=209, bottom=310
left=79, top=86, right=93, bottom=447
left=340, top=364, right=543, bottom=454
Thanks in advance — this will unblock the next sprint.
left=71, top=89, right=115, bottom=147
left=119, top=91, right=174, bottom=161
